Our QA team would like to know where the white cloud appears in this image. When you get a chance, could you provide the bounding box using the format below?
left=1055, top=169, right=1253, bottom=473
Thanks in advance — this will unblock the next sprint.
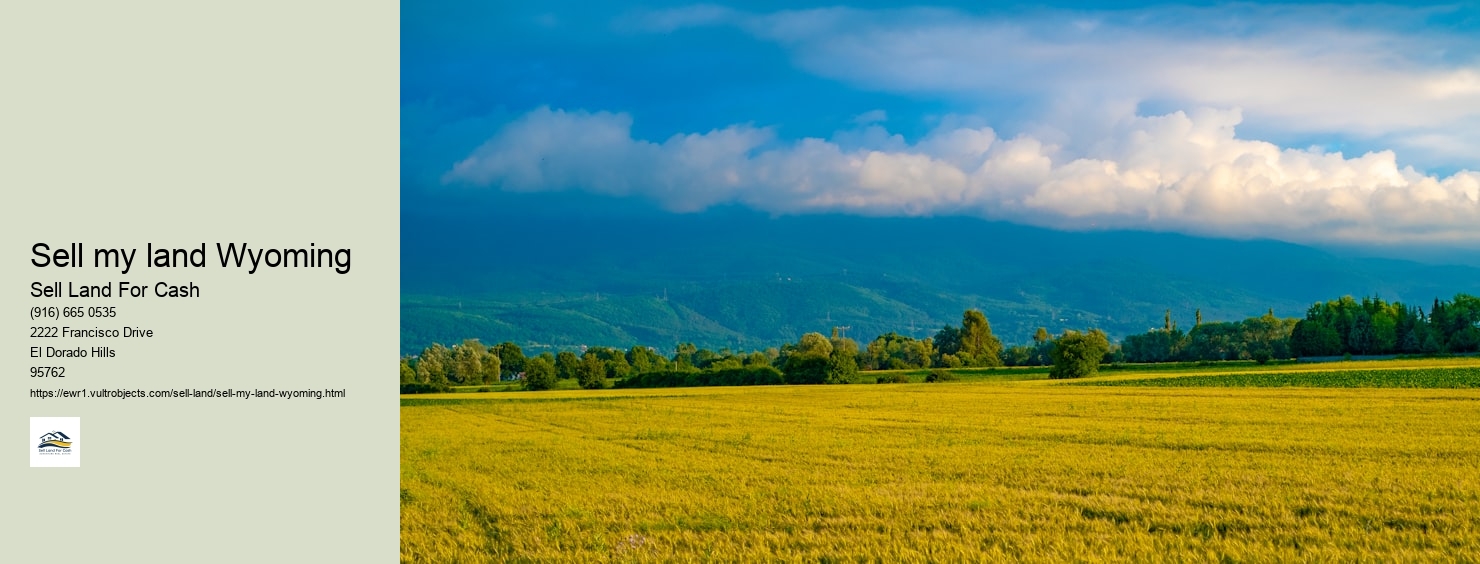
left=633, top=4, right=1480, bottom=170
left=445, top=107, right=1480, bottom=244
left=444, top=107, right=773, bottom=211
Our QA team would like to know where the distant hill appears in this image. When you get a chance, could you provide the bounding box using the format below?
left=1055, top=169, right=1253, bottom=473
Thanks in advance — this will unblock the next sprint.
left=401, top=210, right=1480, bottom=355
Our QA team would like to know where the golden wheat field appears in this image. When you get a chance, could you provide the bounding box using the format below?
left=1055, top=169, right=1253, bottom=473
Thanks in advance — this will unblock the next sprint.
left=401, top=360, right=1480, bottom=562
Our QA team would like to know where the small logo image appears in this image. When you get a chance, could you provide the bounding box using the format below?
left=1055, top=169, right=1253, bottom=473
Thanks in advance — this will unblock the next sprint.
left=38, top=431, right=73, bottom=450
left=30, top=416, right=81, bottom=467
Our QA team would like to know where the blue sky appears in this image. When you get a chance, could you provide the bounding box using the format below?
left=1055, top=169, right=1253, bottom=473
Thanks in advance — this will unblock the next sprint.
left=404, top=1, right=1480, bottom=249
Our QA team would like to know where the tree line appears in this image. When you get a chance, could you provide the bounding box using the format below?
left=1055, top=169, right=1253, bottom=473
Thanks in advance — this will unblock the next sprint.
left=1290, top=294, right=1480, bottom=356
left=399, top=293, right=1480, bottom=392
left=400, top=309, right=1114, bottom=392
left=1120, top=309, right=1297, bottom=364
left=1117, top=294, right=1480, bottom=363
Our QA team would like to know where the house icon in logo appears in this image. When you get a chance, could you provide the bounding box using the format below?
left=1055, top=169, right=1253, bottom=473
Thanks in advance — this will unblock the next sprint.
left=30, top=417, right=80, bottom=467
left=38, top=431, right=72, bottom=449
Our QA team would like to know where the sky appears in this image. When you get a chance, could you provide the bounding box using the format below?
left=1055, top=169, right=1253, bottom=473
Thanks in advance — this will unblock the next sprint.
left=403, top=1, right=1480, bottom=253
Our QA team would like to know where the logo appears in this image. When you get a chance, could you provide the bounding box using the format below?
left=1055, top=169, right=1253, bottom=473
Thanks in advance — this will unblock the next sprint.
left=30, top=416, right=80, bottom=468
left=38, top=431, right=72, bottom=450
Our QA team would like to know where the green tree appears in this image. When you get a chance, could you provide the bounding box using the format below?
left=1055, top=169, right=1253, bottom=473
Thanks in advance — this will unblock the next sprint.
left=479, top=348, right=502, bottom=384
left=450, top=339, right=484, bottom=384
left=627, top=345, right=665, bottom=373
left=416, top=343, right=451, bottom=387
left=1422, top=332, right=1443, bottom=353
left=586, top=347, right=632, bottom=379
left=1033, top=327, right=1050, bottom=345
left=673, top=342, right=699, bottom=370
left=1372, top=311, right=1398, bottom=354
left=555, top=351, right=580, bottom=380
left=932, top=325, right=961, bottom=359
left=744, top=351, right=771, bottom=367
left=692, top=347, right=722, bottom=369
left=1241, top=311, right=1292, bottom=360
left=958, top=309, right=1003, bottom=367
left=1049, top=329, right=1110, bottom=379
left=1184, top=322, right=1239, bottom=361
left=1122, top=327, right=1185, bottom=363
left=577, top=354, right=609, bottom=389
left=1451, top=327, right=1480, bottom=353
left=1448, top=294, right=1480, bottom=339
left=908, top=338, right=936, bottom=368
left=399, top=356, right=416, bottom=385
left=1003, top=345, right=1033, bottom=366
left=1349, top=311, right=1375, bottom=355
left=825, top=337, right=860, bottom=384
left=1291, top=320, right=1342, bottom=357
left=865, top=332, right=932, bottom=370
left=1401, top=329, right=1421, bottom=354
left=523, top=356, right=557, bottom=391
left=783, top=354, right=829, bottom=384
left=495, top=341, right=526, bottom=378
left=797, top=332, right=834, bottom=357
left=781, top=332, right=835, bottom=384
left=706, top=354, right=744, bottom=371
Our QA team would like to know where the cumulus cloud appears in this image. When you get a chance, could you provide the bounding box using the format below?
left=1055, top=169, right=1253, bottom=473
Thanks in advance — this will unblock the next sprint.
left=627, top=4, right=1480, bottom=170
left=446, top=107, right=1480, bottom=244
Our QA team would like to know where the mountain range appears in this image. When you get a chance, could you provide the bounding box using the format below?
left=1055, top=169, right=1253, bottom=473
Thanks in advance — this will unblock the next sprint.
left=401, top=206, right=1480, bottom=356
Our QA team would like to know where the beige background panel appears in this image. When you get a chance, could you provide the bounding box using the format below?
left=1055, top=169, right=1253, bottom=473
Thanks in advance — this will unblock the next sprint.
left=1, top=2, right=399, bottom=562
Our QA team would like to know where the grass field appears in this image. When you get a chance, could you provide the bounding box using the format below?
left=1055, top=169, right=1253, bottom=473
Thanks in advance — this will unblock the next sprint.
left=401, top=359, right=1480, bottom=562
left=1085, top=366, right=1480, bottom=388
